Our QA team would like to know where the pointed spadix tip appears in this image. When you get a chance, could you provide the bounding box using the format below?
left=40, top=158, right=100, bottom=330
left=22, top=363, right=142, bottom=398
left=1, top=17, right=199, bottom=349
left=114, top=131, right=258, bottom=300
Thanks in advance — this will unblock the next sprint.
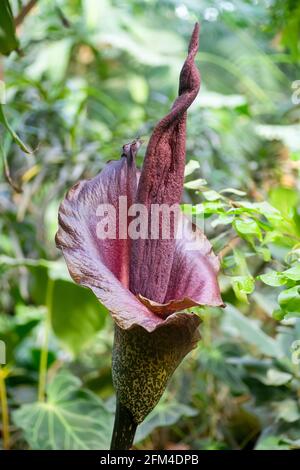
left=188, top=22, right=200, bottom=54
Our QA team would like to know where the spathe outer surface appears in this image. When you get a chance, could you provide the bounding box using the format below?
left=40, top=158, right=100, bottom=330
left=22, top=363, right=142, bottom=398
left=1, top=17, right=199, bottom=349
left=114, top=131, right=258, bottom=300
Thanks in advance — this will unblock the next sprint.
left=56, top=24, right=223, bottom=334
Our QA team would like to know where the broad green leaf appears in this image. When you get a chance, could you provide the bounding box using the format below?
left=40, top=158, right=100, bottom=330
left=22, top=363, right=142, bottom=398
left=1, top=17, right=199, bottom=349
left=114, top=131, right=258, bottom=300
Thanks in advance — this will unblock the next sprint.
left=0, top=0, right=19, bottom=56
left=184, top=160, right=200, bottom=177
left=231, top=275, right=254, bottom=303
left=230, top=201, right=282, bottom=224
left=278, top=286, right=300, bottom=317
left=272, top=309, right=286, bottom=321
left=274, top=399, right=300, bottom=423
left=51, top=280, right=107, bottom=355
left=282, top=263, right=300, bottom=281
left=259, top=270, right=287, bottom=287
left=234, top=218, right=262, bottom=241
left=184, top=178, right=207, bottom=189
left=254, top=201, right=284, bottom=220
left=255, top=435, right=291, bottom=450
left=135, top=397, right=197, bottom=443
left=211, top=214, right=234, bottom=227
left=232, top=276, right=254, bottom=293
left=222, top=304, right=282, bottom=358
left=254, top=246, right=271, bottom=262
left=13, top=370, right=113, bottom=450
left=5, top=259, right=107, bottom=354
left=259, top=368, right=293, bottom=386
left=269, top=187, right=299, bottom=220
left=202, top=201, right=225, bottom=213
left=0, top=305, right=43, bottom=362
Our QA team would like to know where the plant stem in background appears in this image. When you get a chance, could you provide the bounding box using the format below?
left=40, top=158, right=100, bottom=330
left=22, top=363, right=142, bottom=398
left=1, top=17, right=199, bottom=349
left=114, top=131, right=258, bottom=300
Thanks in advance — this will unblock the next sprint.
left=0, top=367, right=10, bottom=450
left=15, top=0, right=38, bottom=28
left=0, top=141, right=22, bottom=192
left=38, top=278, right=53, bottom=402
left=110, top=398, right=137, bottom=450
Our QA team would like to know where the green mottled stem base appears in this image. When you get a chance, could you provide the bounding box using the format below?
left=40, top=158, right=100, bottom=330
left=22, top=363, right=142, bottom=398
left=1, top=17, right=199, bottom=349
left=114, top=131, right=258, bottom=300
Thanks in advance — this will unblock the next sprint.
left=111, top=317, right=200, bottom=426
left=110, top=398, right=137, bottom=450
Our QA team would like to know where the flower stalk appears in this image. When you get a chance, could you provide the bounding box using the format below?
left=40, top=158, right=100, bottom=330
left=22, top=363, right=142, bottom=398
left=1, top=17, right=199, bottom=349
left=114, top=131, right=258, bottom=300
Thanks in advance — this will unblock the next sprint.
left=0, top=367, right=10, bottom=450
left=110, top=397, right=137, bottom=450
left=38, top=278, right=53, bottom=402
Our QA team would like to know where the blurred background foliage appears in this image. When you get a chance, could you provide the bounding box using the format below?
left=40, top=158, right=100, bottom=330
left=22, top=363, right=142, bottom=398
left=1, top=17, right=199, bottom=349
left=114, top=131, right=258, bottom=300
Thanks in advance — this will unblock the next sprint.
left=0, top=0, right=300, bottom=450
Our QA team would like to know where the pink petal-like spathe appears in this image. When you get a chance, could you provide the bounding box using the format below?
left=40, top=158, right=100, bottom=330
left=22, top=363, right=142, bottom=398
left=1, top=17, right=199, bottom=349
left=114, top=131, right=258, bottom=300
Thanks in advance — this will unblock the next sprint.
left=137, top=214, right=224, bottom=316
left=56, top=146, right=164, bottom=332
left=164, top=215, right=224, bottom=305
left=56, top=24, right=223, bottom=334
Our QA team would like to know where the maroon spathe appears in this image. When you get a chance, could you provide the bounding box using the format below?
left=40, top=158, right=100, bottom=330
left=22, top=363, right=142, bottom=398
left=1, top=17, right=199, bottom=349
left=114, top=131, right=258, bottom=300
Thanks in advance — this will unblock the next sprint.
left=55, top=23, right=223, bottom=334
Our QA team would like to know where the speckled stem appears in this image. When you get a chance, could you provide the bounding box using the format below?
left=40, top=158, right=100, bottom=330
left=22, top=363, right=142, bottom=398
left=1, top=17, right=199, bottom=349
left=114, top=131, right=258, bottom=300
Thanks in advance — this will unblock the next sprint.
left=111, top=317, right=200, bottom=425
left=110, top=398, right=137, bottom=450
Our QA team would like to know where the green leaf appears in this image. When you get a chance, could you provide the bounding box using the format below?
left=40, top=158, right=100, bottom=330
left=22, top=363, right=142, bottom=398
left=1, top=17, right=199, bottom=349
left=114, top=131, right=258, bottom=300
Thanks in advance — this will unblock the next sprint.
left=135, top=397, right=197, bottom=443
left=232, top=276, right=255, bottom=294
left=272, top=309, right=286, bottom=321
left=222, top=304, right=282, bottom=358
left=202, top=201, right=225, bottom=213
left=234, top=218, right=262, bottom=241
left=184, top=160, right=200, bottom=177
left=259, top=368, right=293, bottom=386
left=255, top=435, right=291, bottom=450
left=7, top=259, right=107, bottom=354
left=231, top=201, right=282, bottom=224
left=51, top=280, right=107, bottom=355
left=0, top=305, right=43, bottom=362
left=269, top=187, right=299, bottom=220
left=231, top=275, right=254, bottom=303
left=274, top=399, right=300, bottom=423
left=211, top=214, right=234, bottom=227
left=0, top=0, right=19, bottom=56
left=259, top=270, right=287, bottom=287
left=13, top=370, right=113, bottom=450
left=278, top=286, right=300, bottom=317
left=184, top=178, right=207, bottom=189
left=282, top=263, right=300, bottom=281
left=254, top=246, right=271, bottom=262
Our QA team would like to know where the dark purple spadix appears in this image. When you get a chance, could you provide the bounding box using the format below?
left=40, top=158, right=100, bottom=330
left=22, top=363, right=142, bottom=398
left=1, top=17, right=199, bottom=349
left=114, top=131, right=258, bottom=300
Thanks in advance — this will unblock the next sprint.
left=130, top=23, right=201, bottom=303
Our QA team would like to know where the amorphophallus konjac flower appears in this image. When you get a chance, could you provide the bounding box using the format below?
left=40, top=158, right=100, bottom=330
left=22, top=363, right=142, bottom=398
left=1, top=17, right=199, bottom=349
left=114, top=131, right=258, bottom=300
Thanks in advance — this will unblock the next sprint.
left=56, top=23, right=223, bottom=450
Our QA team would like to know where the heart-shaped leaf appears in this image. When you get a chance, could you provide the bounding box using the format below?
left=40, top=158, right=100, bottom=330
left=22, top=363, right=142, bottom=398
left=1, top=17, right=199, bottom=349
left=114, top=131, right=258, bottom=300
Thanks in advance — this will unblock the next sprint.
left=13, top=370, right=113, bottom=450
